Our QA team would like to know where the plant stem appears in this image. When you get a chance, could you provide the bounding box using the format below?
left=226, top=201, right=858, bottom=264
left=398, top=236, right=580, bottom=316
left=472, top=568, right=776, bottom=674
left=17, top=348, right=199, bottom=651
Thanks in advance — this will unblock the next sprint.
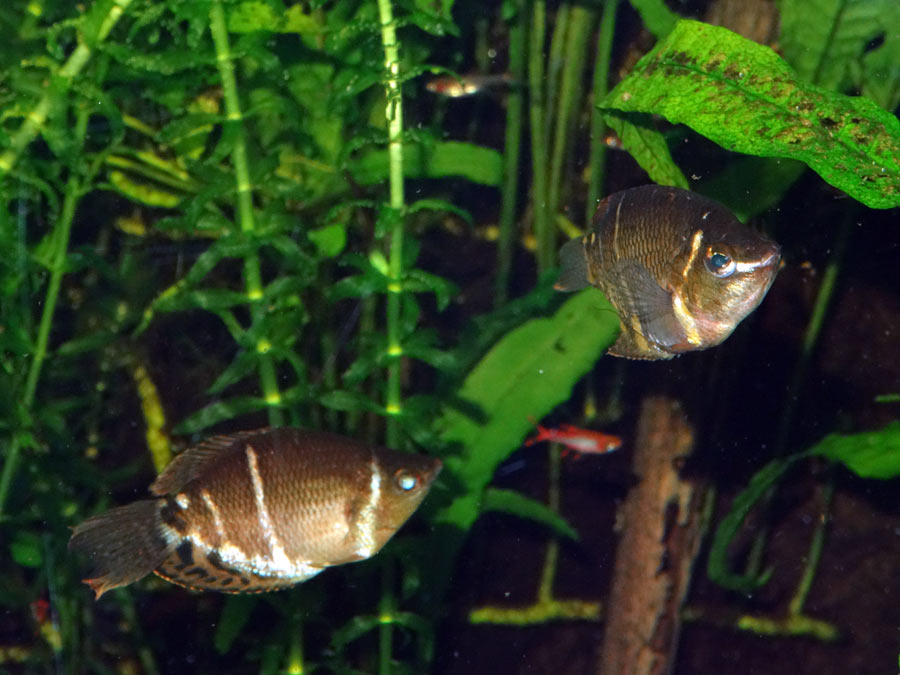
left=377, top=0, right=406, bottom=452
left=788, top=478, right=833, bottom=616
left=586, top=0, right=619, bottom=224
left=0, top=112, right=88, bottom=518
left=547, top=4, right=593, bottom=223
left=495, top=0, right=526, bottom=306
left=0, top=0, right=133, bottom=175
left=209, top=0, right=283, bottom=428
left=377, top=1, right=406, bottom=672
left=774, top=212, right=853, bottom=455
left=528, top=0, right=551, bottom=272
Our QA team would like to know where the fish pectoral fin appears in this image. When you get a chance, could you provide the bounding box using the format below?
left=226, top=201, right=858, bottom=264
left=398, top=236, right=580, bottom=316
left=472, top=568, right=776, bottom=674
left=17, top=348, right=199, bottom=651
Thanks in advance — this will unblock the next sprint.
left=607, top=261, right=687, bottom=351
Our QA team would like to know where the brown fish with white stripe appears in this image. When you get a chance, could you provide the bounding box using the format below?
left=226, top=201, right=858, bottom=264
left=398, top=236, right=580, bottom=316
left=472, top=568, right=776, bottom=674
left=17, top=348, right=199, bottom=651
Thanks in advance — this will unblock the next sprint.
left=556, top=185, right=780, bottom=360
left=69, top=428, right=441, bottom=598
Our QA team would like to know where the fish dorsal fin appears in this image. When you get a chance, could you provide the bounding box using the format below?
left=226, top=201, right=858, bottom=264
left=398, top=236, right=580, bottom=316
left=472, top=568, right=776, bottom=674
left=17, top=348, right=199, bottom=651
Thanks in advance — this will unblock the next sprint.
left=606, top=261, right=687, bottom=352
left=150, top=429, right=265, bottom=496
left=555, top=237, right=591, bottom=291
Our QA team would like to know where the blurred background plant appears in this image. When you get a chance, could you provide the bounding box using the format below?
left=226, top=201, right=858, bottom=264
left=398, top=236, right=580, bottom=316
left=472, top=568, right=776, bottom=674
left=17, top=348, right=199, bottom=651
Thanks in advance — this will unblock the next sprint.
left=0, top=0, right=898, bottom=673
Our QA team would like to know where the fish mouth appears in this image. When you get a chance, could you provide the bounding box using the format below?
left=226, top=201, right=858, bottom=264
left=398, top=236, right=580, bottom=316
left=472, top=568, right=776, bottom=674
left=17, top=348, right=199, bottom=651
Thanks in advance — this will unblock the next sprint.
left=734, top=247, right=781, bottom=274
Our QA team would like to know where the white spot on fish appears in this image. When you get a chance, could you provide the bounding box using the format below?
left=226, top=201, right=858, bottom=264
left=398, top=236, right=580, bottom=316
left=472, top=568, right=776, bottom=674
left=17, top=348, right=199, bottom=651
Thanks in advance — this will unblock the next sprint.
left=175, top=493, right=190, bottom=509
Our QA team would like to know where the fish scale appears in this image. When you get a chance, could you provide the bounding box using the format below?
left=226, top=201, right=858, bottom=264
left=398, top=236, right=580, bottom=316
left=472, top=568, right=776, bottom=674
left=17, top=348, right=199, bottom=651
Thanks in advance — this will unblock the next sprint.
left=556, top=185, right=780, bottom=360
left=69, top=428, right=441, bottom=598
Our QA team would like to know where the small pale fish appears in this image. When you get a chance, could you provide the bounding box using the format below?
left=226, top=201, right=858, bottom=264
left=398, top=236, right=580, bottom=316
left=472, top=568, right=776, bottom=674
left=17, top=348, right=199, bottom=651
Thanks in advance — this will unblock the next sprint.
left=425, top=73, right=513, bottom=98
left=524, top=422, right=622, bottom=457
left=556, top=185, right=780, bottom=360
left=69, top=428, right=441, bottom=598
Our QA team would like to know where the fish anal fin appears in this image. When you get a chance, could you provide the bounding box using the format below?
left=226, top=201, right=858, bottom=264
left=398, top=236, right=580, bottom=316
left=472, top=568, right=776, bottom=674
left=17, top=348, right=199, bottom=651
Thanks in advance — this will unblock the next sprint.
left=155, top=545, right=319, bottom=594
left=555, top=238, right=591, bottom=291
left=150, top=429, right=266, bottom=496
left=608, top=328, right=675, bottom=360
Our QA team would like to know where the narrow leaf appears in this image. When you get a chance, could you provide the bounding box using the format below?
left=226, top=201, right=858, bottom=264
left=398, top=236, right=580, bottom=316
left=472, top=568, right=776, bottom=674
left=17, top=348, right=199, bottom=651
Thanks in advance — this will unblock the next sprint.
left=600, top=19, right=900, bottom=209
left=603, top=113, right=689, bottom=189
left=482, top=488, right=579, bottom=540
left=628, top=0, right=679, bottom=39
left=707, top=456, right=800, bottom=593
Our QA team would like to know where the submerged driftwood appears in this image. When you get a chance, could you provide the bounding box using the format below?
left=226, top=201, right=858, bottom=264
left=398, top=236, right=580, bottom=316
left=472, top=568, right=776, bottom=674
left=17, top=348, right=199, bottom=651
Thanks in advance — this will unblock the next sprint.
left=597, top=397, right=707, bottom=675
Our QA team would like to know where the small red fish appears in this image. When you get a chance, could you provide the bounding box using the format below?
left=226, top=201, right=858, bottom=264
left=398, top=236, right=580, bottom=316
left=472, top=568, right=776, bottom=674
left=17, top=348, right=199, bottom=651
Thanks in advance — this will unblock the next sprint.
left=524, top=421, right=622, bottom=457
left=425, top=73, right=513, bottom=98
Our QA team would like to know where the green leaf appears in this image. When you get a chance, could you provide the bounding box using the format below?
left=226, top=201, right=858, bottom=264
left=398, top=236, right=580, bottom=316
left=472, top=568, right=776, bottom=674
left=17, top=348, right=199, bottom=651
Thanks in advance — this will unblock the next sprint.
left=600, top=19, right=900, bottom=209
left=779, top=0, right=897, bottom=92
left=806, top=421, right=900, bottom=480
left=602, top=113, right=689, bottom=189
left=10, top=531, right=42, bottom=568
left=349, top=141, right=503, bottom=187
left=318, top=390, right=383, bottom=414
left=407, top=198, right=473, bottom=224
left=434, top=289, right=620, bottom=532
left=308, top=223, right=347, bottom=258
left=403, top=270, right=458, bottom=311
left=214, top=596, right=258, bottom=654
left=707, top=456, right=800, bottom=593
left=174, top=396, right=271, bottom=435
left=628, top=0, right=679, bottom=39
left=482, top=488, right=579, bottom=540
left=875, top=394, right=900, bottom=404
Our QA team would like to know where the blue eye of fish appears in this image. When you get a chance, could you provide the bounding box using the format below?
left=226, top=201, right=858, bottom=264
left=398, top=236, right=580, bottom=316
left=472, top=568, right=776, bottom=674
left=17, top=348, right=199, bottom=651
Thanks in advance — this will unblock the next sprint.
left=706, top=251, right=736, bottom=277
left=395, top=470, right=418, bottom=491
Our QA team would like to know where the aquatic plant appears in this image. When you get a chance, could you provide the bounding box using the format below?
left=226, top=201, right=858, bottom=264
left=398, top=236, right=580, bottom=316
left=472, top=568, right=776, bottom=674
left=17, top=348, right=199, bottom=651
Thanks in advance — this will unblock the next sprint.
left=1, top=0, right=899, bottom=672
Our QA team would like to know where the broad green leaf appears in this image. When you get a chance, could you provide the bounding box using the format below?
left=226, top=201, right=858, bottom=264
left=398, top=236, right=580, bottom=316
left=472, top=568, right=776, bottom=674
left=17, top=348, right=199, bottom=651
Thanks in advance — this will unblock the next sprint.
left=779, top=0, right=895, bottom=92
left=875, top=394, right=900, bottom=404
left=214, top=596, right=258, bottom=654
left=603, top=113, right=688, bottom=189
left=349, top=141, right=503, bottom=187
left=600, top=20, right=900, bottom=209
left=628, top=0, right=679, bottom=39
left=707, top=456, right=799, bottom=593
left=434, top=289, right=619, bottom=532
left=482, top=487, right=579, bottom=540
left=806, top=421, right=900, bottom=480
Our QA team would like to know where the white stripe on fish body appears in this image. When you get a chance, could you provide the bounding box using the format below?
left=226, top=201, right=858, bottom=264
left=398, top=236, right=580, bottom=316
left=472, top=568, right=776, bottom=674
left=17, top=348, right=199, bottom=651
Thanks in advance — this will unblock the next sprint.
left=352, top=452, right=383, bottom=559
left=244, top=443, right=295, bottom=576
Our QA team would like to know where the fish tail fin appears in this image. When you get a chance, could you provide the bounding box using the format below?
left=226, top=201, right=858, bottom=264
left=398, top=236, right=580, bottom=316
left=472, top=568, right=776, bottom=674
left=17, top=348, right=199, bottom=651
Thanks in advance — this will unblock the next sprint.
left=554, top=238, right=590, bottom=291
left=69, top=500, right=172, bottom=599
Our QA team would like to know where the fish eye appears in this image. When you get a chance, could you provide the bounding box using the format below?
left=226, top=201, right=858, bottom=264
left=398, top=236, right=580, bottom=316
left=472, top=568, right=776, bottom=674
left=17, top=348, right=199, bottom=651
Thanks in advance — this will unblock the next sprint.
left=394, top=470, right=418, bottom=492
left=706, top=250, right=736, bottom=277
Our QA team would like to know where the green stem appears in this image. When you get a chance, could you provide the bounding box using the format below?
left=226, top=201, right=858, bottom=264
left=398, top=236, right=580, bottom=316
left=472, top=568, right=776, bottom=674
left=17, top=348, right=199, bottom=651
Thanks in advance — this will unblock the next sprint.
left=495, top=0, right=526, bottom=306
left=543, top=3, right=570, bottom=148
left=774, top=213, right=853, bottom=455
left=377, top=0, right=406, bottom=451
left=528, top=0, right=551, bottom=272
left=376, top=2, right=406, bottom=672
left=547, top=5, right=593, bottom=222
left=0, top=115, right=89, bottom=518
left=788, top=478, right=833, bottom=616
left=538, top=445, right=562, bottom=603
left=586, top=0, right=619, bottom=224
left=209, top=0, right=283, bottom=428
left=0, top=0, right=133, bottom=175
